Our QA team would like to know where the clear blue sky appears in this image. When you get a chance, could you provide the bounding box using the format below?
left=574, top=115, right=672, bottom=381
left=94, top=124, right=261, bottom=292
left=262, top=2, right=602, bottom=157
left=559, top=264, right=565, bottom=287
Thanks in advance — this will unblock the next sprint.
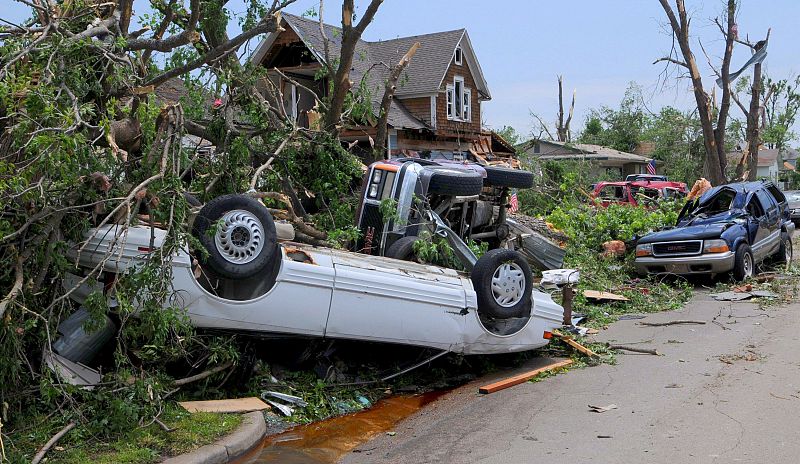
left=4, top=0, right=798, bottom=140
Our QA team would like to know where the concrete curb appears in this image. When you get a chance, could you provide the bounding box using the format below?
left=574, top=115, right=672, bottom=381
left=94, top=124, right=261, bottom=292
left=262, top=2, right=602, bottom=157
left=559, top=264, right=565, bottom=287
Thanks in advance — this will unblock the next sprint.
left=162, top=411, right=266, bottom=464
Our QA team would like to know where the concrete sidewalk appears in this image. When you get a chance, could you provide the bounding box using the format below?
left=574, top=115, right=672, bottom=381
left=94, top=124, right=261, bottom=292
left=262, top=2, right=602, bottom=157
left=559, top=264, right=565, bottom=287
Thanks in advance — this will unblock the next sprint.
left=342, top=290, right=800, bottom=464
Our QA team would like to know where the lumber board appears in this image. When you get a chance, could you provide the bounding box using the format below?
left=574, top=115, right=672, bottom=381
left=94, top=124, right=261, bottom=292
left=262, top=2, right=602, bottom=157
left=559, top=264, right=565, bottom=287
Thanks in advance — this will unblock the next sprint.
left=179, top=397, right=270, bottom=413
left=478, top=359, right=573, bottom=394
left=584, top=290, right=629, bottom=301
left=552, top=329, right=599, bottom=357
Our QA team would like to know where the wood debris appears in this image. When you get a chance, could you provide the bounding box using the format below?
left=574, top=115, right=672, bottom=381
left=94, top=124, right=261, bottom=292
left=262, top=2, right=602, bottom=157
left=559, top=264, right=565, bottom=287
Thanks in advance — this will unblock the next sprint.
left=553, top=330, right=599, bottom=357
left=584, top=290, right=629, bottom=302
left=179, top=397, right=270, bottom=413
left=478, top=359, right=573, bottom=394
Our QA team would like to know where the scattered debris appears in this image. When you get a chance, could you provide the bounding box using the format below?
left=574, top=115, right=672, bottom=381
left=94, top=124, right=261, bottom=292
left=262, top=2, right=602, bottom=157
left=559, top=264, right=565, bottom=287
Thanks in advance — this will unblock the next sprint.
left=478, top=359, right=573, bottom=394
left=386, top=431, right=397, bottom=436
left=606, top=344, right=660, bottom=356
left=664, top=383, right=683, bottom=389
left=584, top=290, right=629, bottom=302
left=597, top=435, right=613, bottom=439
left=639, top=320, right=706, bottom=327
left=263, top=391, right=308, bottom=407
left=719, top=351, right=760, bottom=364
left=733, top=284, right=753, bottom=293
left=588, top=404, right=618, bottom=413
left=43, top=350, right=101, bottom=389
left=711, top=290, right=778, bottom=301
left=553, top=330, right=599, bottom=357
left=601, top=240, right=626, bottom=258
left=179, top=397, right=270, bottom=413
left=568, top=325, right=599, bottom=336
left=266, top=400, right=294, bottom=416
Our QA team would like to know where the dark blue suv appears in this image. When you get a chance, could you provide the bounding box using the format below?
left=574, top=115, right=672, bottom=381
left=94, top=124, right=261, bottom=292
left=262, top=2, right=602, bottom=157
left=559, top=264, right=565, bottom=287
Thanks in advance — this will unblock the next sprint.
left=635, top=181, right=795, bottom=281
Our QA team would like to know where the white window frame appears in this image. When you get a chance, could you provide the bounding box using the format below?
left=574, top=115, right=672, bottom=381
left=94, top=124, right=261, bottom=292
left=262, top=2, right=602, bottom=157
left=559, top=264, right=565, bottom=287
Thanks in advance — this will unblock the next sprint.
left=446, top=85, right=454, bottom=120
left=430, top=95, right=437, bottom=128
left=446, top=76, right=471, bottom=122
left=454, top=46, right=463, bottom=65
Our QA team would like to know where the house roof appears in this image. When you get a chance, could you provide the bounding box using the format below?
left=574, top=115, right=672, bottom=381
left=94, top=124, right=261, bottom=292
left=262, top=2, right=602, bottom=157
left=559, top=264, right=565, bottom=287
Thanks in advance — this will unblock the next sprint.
left=531, top=140, right=652, bottom=164
left=249, top=13, right=490, bottom=130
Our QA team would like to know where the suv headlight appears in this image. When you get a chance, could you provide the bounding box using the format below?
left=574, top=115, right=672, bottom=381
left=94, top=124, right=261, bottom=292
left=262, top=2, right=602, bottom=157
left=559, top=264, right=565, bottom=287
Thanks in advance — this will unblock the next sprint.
left=635, top=243, right=653, bottom=257
left=703, top=239, right=729, bottom=253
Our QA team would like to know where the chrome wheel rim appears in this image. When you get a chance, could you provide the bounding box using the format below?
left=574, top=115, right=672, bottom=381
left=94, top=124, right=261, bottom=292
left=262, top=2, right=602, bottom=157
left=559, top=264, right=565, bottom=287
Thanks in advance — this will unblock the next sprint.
left=743, top=252, right=753, bottom=278
left=491, top=262, right=526, bottom=307
left=214, top=209, right=264, bottom=265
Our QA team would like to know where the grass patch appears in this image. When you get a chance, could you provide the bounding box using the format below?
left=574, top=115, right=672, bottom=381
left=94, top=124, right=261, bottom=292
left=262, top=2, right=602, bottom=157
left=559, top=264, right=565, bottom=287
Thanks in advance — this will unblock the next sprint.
left=4, top=403, right=242, bottom=464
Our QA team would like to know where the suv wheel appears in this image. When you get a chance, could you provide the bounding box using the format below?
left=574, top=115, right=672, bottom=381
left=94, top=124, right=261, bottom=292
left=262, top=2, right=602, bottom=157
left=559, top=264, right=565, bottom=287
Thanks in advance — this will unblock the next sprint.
left=192, top=194, right=277, bottom=279
left=483, top=166, right=534, bottom=189
left=385, top=236, right=420, bottom=261
left=471, top=249, right=532, bottom=319
left=426, top=167, right=484, bottom=196
left=732, top=243, right=754, bottom=282
left=775, top=231, right=793, bottom=265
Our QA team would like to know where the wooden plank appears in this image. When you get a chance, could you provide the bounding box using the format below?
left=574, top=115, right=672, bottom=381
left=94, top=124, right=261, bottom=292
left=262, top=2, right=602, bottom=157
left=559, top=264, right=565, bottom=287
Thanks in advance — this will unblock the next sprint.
left=584, top=290, right=629, bottom=301
left=179, top=397, right=270, bottom=413
left=553, top=330, right=599, bottom=358
left=478, top=359, right=573, bottom=394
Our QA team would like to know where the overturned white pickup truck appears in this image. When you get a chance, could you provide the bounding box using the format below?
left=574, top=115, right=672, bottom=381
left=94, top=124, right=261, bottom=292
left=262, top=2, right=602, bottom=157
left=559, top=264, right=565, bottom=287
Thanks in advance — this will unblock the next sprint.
left=64, top=194, right=564, bottom=355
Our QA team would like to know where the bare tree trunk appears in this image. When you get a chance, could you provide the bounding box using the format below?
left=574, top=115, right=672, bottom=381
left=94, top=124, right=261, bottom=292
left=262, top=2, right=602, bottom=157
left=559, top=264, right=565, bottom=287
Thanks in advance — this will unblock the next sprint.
left=745, top=61, right=763, bottom=180
left=656, top=0, right=736, bottom=185
left=556, top=76, right=574, bottom=142
left=374, top=42, right=420, bottom=158
left=323, top=0, right=384, bottom=134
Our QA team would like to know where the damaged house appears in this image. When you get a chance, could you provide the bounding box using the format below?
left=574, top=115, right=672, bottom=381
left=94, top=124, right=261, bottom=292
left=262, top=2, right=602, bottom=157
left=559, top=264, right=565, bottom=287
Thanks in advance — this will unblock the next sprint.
left=250, top=13, right=506, bottom=161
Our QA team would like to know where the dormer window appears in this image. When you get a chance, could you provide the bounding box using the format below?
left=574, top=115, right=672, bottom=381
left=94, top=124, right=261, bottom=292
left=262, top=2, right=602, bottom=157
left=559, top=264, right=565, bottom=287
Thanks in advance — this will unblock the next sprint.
left=454, top=46, right=463, bottom=65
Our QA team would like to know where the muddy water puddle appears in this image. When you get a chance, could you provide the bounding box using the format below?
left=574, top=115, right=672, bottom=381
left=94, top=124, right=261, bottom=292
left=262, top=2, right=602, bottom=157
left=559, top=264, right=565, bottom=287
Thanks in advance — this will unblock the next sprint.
left=234, top=391, right=446, bottom=464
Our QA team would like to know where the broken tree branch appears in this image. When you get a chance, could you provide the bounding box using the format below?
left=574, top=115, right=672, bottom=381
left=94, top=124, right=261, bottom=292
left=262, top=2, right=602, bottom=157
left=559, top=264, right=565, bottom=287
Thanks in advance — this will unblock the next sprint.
left=639, top=320, right=706, bottom=327
left=607, top=344, right=660, bottom=355
left=31, top=421, right=76, bottom=464
left=173, top=361, right=233, bottom=386
left=375, top=42, right=420, bottom=157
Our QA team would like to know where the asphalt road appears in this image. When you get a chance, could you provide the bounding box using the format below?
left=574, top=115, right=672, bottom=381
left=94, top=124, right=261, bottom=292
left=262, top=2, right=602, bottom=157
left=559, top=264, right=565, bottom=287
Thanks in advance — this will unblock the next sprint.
left=342, top=286, right=800, bottom=464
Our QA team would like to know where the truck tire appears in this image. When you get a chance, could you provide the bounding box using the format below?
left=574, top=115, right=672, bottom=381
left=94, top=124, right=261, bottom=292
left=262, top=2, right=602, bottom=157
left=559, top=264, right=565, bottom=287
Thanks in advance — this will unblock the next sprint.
left=775, top=231, right=793, bottom=264
left=192, top=194, right=277, bottom=280
left=483, top=166, right=534, bottom=189
left=385, top=236, right=420, bottom=261
left=426, top=167, right=484, bottom=196
left=732, top=243, right=754, bottom=282
left=471, top=249, right=532, bottom=319
left=183, top=192, right=202, bottom=207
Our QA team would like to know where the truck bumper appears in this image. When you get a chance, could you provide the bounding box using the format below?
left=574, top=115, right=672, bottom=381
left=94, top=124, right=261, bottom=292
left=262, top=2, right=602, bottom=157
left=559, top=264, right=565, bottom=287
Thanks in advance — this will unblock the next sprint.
left=635, top=251, right=735, bottom=276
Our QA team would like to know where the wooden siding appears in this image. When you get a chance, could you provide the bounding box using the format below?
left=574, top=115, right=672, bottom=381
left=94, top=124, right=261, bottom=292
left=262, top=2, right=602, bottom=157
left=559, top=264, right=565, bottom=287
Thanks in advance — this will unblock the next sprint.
left=399, top=97, right=433, bottom=126
left=435, top=61, right=482, bottom=138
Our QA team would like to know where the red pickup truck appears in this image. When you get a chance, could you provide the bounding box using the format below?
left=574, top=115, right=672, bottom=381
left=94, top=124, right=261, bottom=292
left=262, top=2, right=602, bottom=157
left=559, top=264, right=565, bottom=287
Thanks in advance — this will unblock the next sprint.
left=591, top=180, right=688, bottom=207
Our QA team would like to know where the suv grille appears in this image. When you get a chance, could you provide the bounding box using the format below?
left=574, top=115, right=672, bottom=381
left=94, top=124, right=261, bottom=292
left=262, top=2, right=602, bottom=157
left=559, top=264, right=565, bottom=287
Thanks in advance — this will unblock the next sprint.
left=355, top=204, right=384, bottom=255
left=652, top=240, right=702, bottom=256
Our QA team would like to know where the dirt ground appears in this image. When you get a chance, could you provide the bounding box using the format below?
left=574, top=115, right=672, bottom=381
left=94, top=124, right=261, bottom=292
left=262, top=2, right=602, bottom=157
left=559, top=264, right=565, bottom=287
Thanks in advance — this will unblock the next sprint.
left=342, top=278, right=800, bottom=463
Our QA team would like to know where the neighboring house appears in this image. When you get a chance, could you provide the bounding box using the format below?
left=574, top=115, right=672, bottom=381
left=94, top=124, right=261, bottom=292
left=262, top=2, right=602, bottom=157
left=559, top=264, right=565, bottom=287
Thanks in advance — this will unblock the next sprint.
left=250, top=13, right=497, bottom=162
left=518, top=140, right=655, bottom=179
left=727, top=147, right=799, bottom=188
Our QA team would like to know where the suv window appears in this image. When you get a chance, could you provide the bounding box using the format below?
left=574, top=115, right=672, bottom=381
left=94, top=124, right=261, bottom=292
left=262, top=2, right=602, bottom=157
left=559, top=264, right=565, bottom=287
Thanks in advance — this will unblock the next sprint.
left=746, top=195, right=765, bottom=218
left=756, top=189, right=776, bottom=213
left=599, top=185, right=626, bottom=200
left=766, top=185, right=786, bottom=204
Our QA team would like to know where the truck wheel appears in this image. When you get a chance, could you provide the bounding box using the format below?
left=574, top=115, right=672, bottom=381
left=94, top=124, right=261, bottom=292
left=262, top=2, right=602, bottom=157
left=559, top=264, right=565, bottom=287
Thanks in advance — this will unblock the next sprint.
left=775, top=231, right=793, bottom=264
left=483, top=166, right=534, bottom=189
left=471, top=249, right=532, bottom=319
left=732, top=243, right=754, bottom=281
left=385, top=236, right=420, bottom=261
left=427, top=167, right=484, bottom=196
left=192, top=194, right=277, bottom=279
